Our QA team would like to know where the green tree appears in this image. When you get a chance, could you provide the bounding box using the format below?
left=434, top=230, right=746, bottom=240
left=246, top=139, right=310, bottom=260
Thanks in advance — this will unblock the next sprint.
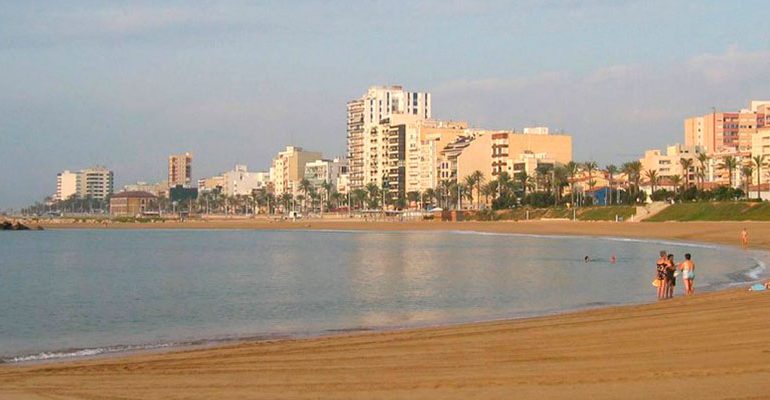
left=721, top=156, right=738, bottom=188
left=645, top=169, right=659, bottom=195
left=753, top=154, right=767, bottom=200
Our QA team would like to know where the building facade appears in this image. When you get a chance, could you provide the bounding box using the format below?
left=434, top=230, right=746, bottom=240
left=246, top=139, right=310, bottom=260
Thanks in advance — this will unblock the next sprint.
left=639, top=144, right=704, bottom=183
left=222, top=165, right=269, bottom=197
left=109, top=191, right=157, bottom=216
left=55, top=170, right=79, bottom=201
left=347, top=85, right=431, bottom=192
left=56, top=167, right=114, bottom=201
left=168, top=152, right=193, bottom=188
left=304, top=158, right=348, bottom=192
left=269, top=146, right=323, bottom=196
left=456, top=129, right=572, bottom=187
left=684, top=101, right=768, bottom=154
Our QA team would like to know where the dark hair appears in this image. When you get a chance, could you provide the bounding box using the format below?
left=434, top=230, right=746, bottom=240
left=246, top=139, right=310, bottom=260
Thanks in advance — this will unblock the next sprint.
left=685, top=253, right=691, bottom=260
left=667, top=254, right=674, bottom=260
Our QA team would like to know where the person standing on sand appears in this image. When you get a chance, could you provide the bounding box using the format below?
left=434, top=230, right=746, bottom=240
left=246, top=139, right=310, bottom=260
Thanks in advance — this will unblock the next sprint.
left=741, top=228, right=749, bottom=248
left=679, top=253, right=695, bottom=295
left=656, top=251, right=668, bottom=299
left=666, top=254, right=676, bottom=299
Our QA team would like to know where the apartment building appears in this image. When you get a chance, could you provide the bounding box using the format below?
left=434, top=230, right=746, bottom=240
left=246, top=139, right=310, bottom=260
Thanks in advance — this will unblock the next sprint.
left=639, top=144, right=704, bottom=184
left=168, top=152, right=193, bottom=187
left=684, top=101, right=768, bottom=154
left=79, top=167, right=114, bottom=200
left=347, top=85, right=431, bottom=191
left=55, top=170, right=79, bottom=201
left=56, top=167, right=114, bottom=201
left=304, top=158, right=348, bottom=193
left=457, top=130, right=572, bottom=186
left=269, top=146, right=323, bottom=196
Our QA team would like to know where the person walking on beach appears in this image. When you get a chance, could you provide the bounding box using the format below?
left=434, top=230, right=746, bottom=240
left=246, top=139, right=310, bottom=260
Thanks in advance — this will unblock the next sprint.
left=679, top=253, right=695, bottom=295
left=741, top=228, right=749, bottom=248
left=665, top=254, right=676, bottom=299
left=656, top=251, right=668, bottom=299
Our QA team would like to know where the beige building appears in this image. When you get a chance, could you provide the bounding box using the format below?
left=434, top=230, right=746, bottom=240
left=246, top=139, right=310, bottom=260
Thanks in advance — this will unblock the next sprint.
left=269, top=146, right=323, bottom=196
left=168, top=152, right=193, bottom=187
left=79, top=166, right=114, bottom=200
left=457, top=130, right=572, bottom=188
left=198, top=176, right=225, bottom=193
left=110, top=191, right=157, bottom=216
left=639, top=144, right=703, bottom=184
left=378, top=116, right=468, bottom=199
left=750, top=127, right=770, bottom=193
left=684, top=100, right=768, bottom=154
left=347, top=85, right=431, bottom=191
left=55, top=170, right=79, bottom=201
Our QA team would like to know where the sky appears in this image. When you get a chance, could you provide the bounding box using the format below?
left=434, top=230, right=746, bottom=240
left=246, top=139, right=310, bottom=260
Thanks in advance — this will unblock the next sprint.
left=1, top=0, right=770, bottom=209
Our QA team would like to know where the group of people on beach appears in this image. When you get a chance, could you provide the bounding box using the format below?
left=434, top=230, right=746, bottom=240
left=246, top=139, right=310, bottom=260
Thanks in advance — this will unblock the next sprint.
left=655, top=250, right=695, bottom=299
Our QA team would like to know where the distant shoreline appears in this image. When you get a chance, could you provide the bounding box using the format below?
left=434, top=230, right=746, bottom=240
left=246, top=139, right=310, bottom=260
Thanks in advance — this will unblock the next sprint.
left=33, top=218, right=770, bottom=252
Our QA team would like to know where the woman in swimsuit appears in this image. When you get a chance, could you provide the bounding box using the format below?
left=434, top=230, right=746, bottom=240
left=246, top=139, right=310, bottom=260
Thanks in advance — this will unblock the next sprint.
left=656, top=251, right=668, bottom=299
left=666, top=254, right=676, bottom=299
left=679, top=253, right=695, bottom=295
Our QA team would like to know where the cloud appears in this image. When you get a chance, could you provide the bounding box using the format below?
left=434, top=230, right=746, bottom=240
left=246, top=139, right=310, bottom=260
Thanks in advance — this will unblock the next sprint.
left=433, top=47, right=770, bottom=162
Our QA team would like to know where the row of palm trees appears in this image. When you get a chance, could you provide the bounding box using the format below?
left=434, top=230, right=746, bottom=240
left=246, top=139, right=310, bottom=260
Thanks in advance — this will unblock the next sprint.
left=644, top=153, right=767, bottom=200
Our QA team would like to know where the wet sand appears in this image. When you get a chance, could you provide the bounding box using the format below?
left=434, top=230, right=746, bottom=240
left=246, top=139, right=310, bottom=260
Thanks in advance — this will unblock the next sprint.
left=3, top=220, right=770, bottom=399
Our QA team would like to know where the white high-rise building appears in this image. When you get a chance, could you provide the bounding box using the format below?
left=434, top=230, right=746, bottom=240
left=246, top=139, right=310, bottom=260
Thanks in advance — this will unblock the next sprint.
left=56, top=170, right=79, bottom=201
left=55, top=166, right=114, bottom=201
left=347, top=85, right=431, bottom=191
left=79, top=166, right=114, bottom=200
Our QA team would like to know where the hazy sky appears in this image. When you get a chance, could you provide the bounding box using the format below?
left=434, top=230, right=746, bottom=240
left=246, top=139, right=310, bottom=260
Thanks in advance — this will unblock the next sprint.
left=2, top=1, right=770, bottom=208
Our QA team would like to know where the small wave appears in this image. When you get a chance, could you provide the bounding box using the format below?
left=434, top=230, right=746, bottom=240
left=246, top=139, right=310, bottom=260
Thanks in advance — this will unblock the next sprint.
left=3, top=343, right=174, bottom=364
left=745, top=257, right=767, bottom=280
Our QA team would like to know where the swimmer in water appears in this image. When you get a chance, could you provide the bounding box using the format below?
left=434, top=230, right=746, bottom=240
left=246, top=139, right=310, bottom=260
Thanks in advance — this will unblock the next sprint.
left=610, top=254, right=617, bottom=264
left=584, top=256, right=590, bottom=263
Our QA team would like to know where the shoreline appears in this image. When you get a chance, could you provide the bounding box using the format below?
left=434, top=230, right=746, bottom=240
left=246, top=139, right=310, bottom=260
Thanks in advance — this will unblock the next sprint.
left=3, top=220, right=770, bottom=399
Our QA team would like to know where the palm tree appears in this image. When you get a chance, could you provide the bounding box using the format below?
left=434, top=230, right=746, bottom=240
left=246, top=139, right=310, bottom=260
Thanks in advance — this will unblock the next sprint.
left=697, top=153, right=710, bottom=189
left=621, top=161, right=642, bottom=203
left=565, top=161, right=580, bottom=206
left=280, top=192, right=293, bottom=213
left=583, top=161, right=598, bottom=192
left=721, top=156, right=738, bottom=188
left=753, top=155, right=767, bottom=200
left=480, top=182, right=495, bottom=208
left=680, top=158, right=694, bottom=189
left=669, top=175, right=682, bottom=198
left=645, top=169, right=659, bottom=196
left=320, top=181, right=334, bottom=214
left=298, top=178, right=312, bottom=212
left=604, top=164, right=618, bottom=206
left=515, top=171, right=530, bottom=198
left=365, top=182, right=380, bottom=209
left=470, top=170, right=484, bottom=210
left=741, top=165, right=754, bottom=197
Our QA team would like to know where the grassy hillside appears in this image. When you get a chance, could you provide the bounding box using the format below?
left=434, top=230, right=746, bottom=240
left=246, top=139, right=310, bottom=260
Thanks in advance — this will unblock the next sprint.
left=645, top=202, right=770, bottom=222
left=487, top=206, right=636, bottom=221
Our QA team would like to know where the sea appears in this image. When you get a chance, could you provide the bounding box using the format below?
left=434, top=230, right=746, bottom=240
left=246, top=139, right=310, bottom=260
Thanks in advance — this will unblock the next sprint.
left=0, top=229, right=766, bottom=364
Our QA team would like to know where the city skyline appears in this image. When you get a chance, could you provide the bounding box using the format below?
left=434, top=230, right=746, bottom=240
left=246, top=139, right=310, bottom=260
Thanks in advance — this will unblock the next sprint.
left=2, top=1, right=770, bottom=208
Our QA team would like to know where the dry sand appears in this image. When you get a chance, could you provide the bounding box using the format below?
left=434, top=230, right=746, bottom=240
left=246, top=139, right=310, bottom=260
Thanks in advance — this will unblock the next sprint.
left=3, top=220, right=770, bottom=399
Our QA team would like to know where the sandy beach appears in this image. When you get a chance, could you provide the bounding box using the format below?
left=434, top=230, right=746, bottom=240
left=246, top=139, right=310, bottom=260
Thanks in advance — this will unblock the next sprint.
left=3, top=220, right=770, bottom=399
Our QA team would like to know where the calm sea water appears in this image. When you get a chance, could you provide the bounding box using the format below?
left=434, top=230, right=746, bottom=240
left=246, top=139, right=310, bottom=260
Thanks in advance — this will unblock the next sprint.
left=0, top=229, right=766, bottom=363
